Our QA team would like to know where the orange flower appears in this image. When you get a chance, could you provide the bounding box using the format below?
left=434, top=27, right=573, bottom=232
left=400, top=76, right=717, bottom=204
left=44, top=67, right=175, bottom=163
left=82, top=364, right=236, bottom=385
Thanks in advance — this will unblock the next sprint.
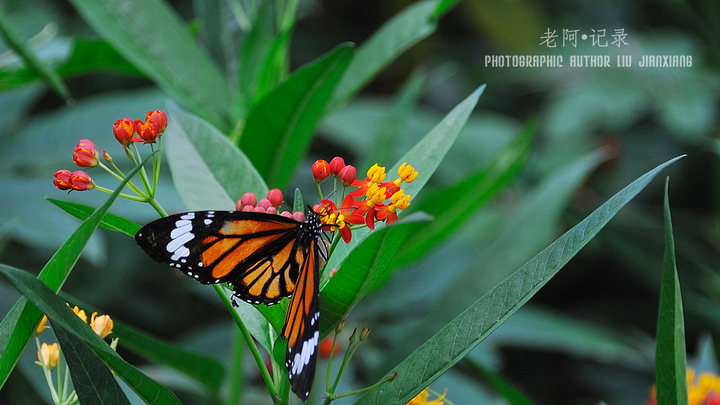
left=67, top=304, right=88, bottom=323
left=90, top=312, right=114, bottom=338
left=134, top=110, right=167, bottom=143
left=113, top=117, right=136, bottom=146
left=37, top=342, right=59, bottom=370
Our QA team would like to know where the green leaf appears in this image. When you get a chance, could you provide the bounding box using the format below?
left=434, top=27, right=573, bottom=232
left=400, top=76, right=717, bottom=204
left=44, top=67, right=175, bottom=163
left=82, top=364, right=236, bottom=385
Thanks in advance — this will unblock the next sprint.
left=319, top=215, right=430, bottom=336
left=433, top=0, right=463, bottom=18
left=292, top=188, right=304, bottom=213
left=324, top=86, right=485, bottom=274
left=0, top=4, right=71, bottom=100
left=0, top=265, right=180, bottom=404
left=363, top=71, right=426, bottom=169
left=46, top=198, right=142, bottom=237
left=52, top=320, right=131, bottom=405
left=165, top=104, right=268, bottom=211
left=464, top=359, right=534, bottom=405
left=67, top=0, right=233, bottom=130
left=654, top=177, right=688, bottom=404
left=355, top=156, right=684, bottom=404
left=240, top=43, right=354, bottom=188
left=236, top=1, right=276, bottom=115
left=329, top=0, right=438, bottom=110
left=394, top=121, right=534, bottom=267
left=0, top=155, right=151, bottom=389
left=0, top=39, right=142, bottom=91
left=111, top=319, right=225, bottom=394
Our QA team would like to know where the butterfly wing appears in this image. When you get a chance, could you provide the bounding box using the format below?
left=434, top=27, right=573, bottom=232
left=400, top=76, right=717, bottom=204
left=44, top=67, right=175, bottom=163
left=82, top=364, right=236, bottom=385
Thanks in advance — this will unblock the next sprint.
left=135, top=211, right=303, bottom=305
left=282, top=239, right=320, bottom=401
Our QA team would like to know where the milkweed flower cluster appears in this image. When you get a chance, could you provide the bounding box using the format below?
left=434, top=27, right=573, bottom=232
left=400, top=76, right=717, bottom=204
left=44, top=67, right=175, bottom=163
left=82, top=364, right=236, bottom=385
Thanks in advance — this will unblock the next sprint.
left=647, top=368, right=720, bottom=405
left=313, top=157, right=418, bottom=243
left=34, top=306, right=117, bottom=405
left=53, top=110, right=168, bottom=212
left=235, top=189, right=306, bottom=222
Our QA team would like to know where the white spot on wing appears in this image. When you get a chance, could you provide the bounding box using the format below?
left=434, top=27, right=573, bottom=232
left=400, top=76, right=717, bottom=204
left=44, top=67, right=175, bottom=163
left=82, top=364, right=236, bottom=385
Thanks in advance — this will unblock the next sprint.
left=167, top=232, right=194, bottom=254
left=170, top=224, right=192, bottom=239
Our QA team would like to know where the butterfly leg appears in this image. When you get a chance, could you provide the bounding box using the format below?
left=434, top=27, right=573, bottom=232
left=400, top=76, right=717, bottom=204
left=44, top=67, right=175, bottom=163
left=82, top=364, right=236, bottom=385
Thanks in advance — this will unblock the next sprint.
left=230, top=295, right=240, bottom=308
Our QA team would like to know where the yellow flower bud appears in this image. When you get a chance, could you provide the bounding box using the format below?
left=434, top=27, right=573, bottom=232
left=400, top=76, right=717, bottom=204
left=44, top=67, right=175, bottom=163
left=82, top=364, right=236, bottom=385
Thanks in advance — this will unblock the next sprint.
left=366, top=164, right=386, bottom=183
left=37, top=342, right=59, bottom=370
left=90, top=312, right=114, bottom=338
left=398, top=162, right=418, bottom=183
left=36, top=315, right=48, bottom=335
left=67, top=304, right=88, bottom=323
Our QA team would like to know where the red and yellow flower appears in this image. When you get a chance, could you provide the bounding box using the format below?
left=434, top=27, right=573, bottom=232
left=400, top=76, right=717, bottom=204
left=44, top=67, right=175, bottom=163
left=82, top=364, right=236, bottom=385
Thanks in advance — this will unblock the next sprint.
left=72, top=139, right=99, bottom=167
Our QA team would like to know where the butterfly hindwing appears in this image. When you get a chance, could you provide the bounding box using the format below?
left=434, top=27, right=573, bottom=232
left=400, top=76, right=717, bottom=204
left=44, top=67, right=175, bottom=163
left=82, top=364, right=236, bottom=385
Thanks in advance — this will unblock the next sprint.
left=283, top=239, right=320, bottom=401
left=135, top=210, right=302, bottom=305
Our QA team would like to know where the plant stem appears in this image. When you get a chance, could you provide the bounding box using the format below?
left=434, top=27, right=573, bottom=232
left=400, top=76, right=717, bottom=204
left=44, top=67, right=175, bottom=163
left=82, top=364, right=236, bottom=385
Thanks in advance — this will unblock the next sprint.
left=93, top=185, right=148, bottom=201
left=148, top=198, right=168, bottom=217
left=325, top=332, right=339, bottom=391
left=214, top=284, right=280, bottom=404
left=131, top=143, right=153, bottom=195
left=227, top=328, right=244, bottom=405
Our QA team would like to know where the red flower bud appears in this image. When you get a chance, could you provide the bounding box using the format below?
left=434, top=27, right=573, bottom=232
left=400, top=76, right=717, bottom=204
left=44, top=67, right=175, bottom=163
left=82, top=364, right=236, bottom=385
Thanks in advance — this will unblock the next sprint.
left=145, top=110, right=167, bottom=133
left=292, top=211, right=305, bottom=222
left=257, top=198, right=273, bottom=211
left=329, top=156, right=345, bottom=176
left=72, top=139, right=98, bottom=167
left=113, top=118, right=135, bottom=146
left=69, top=171, right=94, bottom=191
left=53, top=170, right=73, bottom=190
left=280, top=211, right=293, bottom=218
left=338, top=165, right=356, bottom=186
left=240, top=192, right=257, bottom=208
left=266, top=188, right=283, bottom=208
left=102, top=150, right=112, bottom=163
left=312, top=160, right=330, bottom=183
left=134, top=120, right=160, bottom=143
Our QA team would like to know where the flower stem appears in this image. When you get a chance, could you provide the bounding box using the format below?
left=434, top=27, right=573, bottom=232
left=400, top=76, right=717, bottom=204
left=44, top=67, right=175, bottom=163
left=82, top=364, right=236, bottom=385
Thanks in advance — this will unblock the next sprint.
left=147, top=198, right=168, bottom=217
left=317, top=182, right=324, bottom=200
left=97, top=161, right=147, bottom=198
left=325, top=331, right=340, bottom=391
left=93, top=185, right=148, bottom=201
left=214, top=284, right=280, bottom=404
left=131, top=143, right=153, bottom=195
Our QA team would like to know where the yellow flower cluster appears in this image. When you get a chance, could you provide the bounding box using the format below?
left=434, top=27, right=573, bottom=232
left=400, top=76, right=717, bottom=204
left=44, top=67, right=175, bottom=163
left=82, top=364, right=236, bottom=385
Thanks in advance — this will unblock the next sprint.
left=649, top=368, right=720, bottom=405
left=407, top=387, right=446, bottom=405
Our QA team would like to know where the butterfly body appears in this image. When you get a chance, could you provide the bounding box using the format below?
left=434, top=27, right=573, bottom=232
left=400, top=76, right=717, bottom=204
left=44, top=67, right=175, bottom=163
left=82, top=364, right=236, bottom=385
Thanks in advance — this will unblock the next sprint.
left=135, top=210, right=323, bottom=400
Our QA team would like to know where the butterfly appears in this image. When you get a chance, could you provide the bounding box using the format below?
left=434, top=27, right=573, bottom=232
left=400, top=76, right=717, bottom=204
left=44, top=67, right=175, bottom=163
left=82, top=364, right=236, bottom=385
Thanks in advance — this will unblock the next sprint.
left=135, top=209, right=329, bottom=400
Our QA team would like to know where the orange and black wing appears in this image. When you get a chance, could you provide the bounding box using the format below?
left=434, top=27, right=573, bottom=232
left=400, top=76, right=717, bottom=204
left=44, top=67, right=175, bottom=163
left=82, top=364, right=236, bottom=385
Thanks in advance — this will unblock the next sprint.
left=135, top=210, right=303, bottom=305
left=282, top=238, right=320, bottom=401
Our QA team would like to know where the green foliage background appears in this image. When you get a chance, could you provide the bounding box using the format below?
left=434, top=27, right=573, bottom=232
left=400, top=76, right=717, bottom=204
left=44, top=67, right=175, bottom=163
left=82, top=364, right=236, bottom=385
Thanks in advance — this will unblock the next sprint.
left=0, top=0, right=717, bottom=403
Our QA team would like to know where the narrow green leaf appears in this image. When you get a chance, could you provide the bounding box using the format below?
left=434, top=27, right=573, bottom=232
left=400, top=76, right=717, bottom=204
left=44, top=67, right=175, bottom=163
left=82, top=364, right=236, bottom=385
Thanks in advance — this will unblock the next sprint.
left=329, top=0, right=438, bottom=110
left=0, top=39, right=142, bottom=91
left=319, top=215, right=429, bottom=335
left=236, top=1, right=276, bottom=115
left=292, top=188, right=304, bottom=213
left=324, top=86, right=485, bottom=274
left=655, top=177, right=688, bottom=404
left=240, top=43, right=354, bottom=188
left=52, top=320, right=131, bottom=405
left=464, top=359, right=534, bottom=405
left=0, top=155, right=150, bottom=389
left=355, top=156, right=684, bottom=404
left=363, top=71, right=426, bottom=169
left=111, top=320, right=225, bottom=394
left=47, top=198, right=142, bottom=237
left=0, top=265, right=180, bottom=404
left=394, top=121, right=534, bottom=267
left=67, top=0, right=233, bottom=130
left=165, top=104, right=268, bottom=211
left=0, top=4, right=71, bottom=101
left=432, top=0, right=463, bottom=18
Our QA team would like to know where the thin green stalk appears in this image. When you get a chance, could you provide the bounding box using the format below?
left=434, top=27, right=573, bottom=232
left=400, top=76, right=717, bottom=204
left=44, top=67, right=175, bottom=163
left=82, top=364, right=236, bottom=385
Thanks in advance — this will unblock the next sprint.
left=62, top=363, right=71, bottom=402
left=131, top=143, right=153, bottom=195
left=227, top=328, right=244, bottom=405
left=97, top=161, right=147, bottom=198
left=152, top=137, right=163, bottom=195
left=325, top=332, right=339, bottom=391
left=326, top=377, right=390, bottom=401
left=214, top=284, right=280, bottom=404
left=329, top=343, right=360, bottom=394
left=93, top=185, right=148, bottom=202
left=429, top=388, right=454, bottom=405
left=148, top=198, right=168, bottom=217
left=317, top=182, right=324, bottom=200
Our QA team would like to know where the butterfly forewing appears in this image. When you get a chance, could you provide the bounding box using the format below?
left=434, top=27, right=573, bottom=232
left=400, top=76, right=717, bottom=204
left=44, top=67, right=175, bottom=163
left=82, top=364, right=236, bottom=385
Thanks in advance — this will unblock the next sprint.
left=135, top=211, right=302, bottom=305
